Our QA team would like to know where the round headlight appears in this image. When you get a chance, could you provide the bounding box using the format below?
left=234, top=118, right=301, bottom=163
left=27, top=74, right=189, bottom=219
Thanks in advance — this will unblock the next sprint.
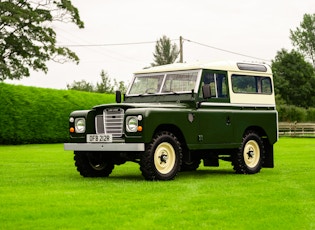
left=75, top=118, right=86, bottom=133
left=126, top=116, right=138, bottom=132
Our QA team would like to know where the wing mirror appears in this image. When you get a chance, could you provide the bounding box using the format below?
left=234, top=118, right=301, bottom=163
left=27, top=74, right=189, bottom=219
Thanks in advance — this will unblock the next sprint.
left=115, top=90, right=121, bottom=103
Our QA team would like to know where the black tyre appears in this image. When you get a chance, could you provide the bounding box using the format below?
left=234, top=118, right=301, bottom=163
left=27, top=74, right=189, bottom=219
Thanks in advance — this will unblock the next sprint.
left=232, top=131, right=265, bottom=174
left=74, top=151, right=114, bottom=177
left=140, top=131, right=182, bottom=180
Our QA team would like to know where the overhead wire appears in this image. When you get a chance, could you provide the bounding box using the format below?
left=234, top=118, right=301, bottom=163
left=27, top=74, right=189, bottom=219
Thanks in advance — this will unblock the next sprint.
left=54, top=26, right=152, bottom=64
left=60, top=40, right=160, bottom=47
left=183, top=38, right=270, bottom=62
left=58, top=37, right=269, bottom=62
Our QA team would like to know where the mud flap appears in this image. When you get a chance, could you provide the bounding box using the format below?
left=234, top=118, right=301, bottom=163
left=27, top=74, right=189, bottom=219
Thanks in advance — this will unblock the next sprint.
left=263, top=144, right=274, bottom=168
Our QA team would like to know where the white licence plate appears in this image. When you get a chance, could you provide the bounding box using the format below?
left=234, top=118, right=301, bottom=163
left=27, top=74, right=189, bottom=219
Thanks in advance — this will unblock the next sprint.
left=87, top=134, right=112, bottom=143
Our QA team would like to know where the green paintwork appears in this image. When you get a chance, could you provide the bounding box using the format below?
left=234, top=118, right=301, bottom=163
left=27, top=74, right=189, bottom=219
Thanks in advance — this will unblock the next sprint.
left=67, top=62, right=278, bottom=166
left=70, top=100, right=277, bottom=149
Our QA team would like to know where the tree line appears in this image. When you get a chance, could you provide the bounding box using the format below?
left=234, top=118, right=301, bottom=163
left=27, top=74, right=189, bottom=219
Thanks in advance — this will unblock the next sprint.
left=0, top=1, right=315, bottom=108
left=66, top=70, right=127, bottom=93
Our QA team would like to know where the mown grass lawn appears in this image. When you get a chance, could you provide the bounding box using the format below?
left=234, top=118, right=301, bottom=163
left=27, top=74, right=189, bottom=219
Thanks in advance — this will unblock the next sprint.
left=0, top=138, right=314, bottom=230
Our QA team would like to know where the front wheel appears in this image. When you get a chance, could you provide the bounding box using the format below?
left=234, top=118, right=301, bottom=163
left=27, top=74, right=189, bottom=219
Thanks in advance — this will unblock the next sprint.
left=232, top=131, right=265, bottom=174
left=74, top=151, right=114, bottom=177
left=140, top=131, right=182, bottom=180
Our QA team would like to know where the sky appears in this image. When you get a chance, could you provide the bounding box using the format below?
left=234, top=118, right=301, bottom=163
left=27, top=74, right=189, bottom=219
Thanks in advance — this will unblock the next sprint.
left=5, top=0, right=315, bottom=89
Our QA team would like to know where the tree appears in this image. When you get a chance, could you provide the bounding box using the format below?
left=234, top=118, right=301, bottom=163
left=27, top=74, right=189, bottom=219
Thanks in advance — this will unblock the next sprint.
left=67, top=80, right=94, bottom=92
left=151, top=35, right=179, bottom=66
left=67, top=70, right=127, bottom=94
left=96, top=70, right=114, bottom=93
left=0, top=0, right=84, bottom=81
left=272, top=49, right=315, bottom=108
left=114, top=79, right=127, bottom=94
left=290, top=13, right=315, bottom=67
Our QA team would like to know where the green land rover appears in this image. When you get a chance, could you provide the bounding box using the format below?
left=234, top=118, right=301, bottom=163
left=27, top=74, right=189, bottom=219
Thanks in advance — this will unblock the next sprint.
left=64, top=61, right=278, bottom=180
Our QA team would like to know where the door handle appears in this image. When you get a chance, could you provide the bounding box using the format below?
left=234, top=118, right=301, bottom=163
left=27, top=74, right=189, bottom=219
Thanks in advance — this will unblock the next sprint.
left=226, top=116, right=231, bottom=125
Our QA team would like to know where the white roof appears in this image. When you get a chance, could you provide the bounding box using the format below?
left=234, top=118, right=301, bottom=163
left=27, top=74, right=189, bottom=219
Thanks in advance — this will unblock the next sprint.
left=134, top=61, right=272, bottom=75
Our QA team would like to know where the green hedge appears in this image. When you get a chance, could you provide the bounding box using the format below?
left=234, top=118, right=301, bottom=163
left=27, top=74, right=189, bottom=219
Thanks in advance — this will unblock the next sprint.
left=0, top=83, right=115, bottom=144
left=277, top=105, right=315, bottom=122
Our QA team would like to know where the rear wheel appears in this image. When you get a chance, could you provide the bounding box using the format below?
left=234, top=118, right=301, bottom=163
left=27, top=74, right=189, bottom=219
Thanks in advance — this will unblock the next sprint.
left=140, top=131, right=182, bottom=180
left=232, top=131, right=265, bottom=174
left=74, top=151, right=114, bottom=177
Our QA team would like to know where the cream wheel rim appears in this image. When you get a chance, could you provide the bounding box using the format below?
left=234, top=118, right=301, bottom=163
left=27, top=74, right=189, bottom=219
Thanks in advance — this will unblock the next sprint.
left=243, top=140, right=260, bottom=168
left=154, top=142, right=176, bottom=174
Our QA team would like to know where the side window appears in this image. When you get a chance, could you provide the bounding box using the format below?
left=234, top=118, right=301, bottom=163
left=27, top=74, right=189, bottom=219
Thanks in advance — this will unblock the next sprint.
left=200, top=72, right=227, bottom=98
left=232, top=75, right=272, bottom=94
left=261, top=77, right=272, bottom=94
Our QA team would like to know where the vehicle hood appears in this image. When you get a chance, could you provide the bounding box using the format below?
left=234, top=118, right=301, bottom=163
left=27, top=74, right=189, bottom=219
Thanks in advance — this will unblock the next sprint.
left=93, top=102, right=188, bottom=110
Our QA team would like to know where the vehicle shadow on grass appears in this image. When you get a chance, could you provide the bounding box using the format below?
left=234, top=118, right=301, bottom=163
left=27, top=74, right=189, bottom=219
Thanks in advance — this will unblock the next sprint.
left=179, top=168, right=236, bottom=178
left=104, top=169, right=236, bottom=182
left=68, top=168, right=237, bottom=182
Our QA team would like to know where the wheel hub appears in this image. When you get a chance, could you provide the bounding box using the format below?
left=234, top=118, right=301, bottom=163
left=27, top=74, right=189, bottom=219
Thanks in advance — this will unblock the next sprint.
left=159, top=153, right=168, bottom=163
left=246, top=147, right=254, bottom=159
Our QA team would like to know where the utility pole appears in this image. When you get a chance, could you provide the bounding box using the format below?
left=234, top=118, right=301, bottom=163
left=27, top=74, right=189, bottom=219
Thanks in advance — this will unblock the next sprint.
left=179, top=36, right=183, bottom=63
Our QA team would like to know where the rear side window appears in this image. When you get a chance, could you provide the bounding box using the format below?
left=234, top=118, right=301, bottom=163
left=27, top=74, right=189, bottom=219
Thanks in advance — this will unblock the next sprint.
left=232, top=75, right=272, bottom=94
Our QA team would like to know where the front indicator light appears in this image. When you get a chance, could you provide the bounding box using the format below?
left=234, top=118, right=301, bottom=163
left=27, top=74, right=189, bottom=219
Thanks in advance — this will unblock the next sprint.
left=137, top=126, right=143, bottom=132
left=70, top=127, right=75, bottom=133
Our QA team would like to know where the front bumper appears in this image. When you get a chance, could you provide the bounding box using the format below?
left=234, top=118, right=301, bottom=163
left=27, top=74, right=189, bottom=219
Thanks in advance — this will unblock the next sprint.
left=64, top=143, right=145, bottom=152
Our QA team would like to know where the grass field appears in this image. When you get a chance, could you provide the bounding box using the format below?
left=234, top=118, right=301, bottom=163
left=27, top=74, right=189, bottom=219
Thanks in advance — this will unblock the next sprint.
left=0, top=138, right=314, bottom=230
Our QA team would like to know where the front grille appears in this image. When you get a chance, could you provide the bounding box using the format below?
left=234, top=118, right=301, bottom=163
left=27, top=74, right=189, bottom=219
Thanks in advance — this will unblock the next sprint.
left=95, top=108, right=124, bottom=137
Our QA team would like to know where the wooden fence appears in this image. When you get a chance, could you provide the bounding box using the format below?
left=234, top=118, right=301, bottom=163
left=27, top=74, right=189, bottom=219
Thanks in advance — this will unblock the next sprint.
left=278, top=122, right=315, bottom=137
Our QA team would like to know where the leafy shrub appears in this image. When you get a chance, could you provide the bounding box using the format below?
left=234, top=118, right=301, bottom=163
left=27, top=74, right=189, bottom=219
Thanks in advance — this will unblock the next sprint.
left=306, top=108, right=315, bottom=122
left=0, top=83, right=115, bottom=144
left=277, top=105, right=315, bottom=122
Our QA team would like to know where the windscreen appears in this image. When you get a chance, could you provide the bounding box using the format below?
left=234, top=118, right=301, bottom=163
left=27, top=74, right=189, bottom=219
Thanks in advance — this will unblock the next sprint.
left=127, top=71, right=199, bottom=95
left=128, top=75, right=164, bottom=95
